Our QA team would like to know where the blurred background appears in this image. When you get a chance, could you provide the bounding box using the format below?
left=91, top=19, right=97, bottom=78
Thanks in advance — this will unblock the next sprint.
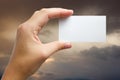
left=0, top=0, right=120, bottom=80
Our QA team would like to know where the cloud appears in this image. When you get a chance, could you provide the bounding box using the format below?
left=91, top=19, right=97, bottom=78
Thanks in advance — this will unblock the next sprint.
left=0, top=56, right=9, bottom=79
left=0, top=0, right=120, bottom=34
left=78, top=45, right=120, bottom=80
left=81, top=45, right=120, bottom=60
left=0, top=68, right=3, bottom=79
left=0, top=72, right=3, bottom=79
left=56, top=78, right=91, bottom=80
left=45, top=58, right=55, bottom=63
left=107, top=32, right=120, bottom=45
left=38, top=44, right=120, bottom=80
left=0, top=56, right=9, bottom=68
left=0, top=0, right=120, bottom=80
left=30, top=70, right=91, bottom=80
left=29, top=71, right=56, bottom=80
left=0, top=38, right=13, bottom=55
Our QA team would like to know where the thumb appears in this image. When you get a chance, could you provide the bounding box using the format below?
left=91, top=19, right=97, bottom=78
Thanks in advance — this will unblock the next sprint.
left=43, top=41, right=72, bottom=56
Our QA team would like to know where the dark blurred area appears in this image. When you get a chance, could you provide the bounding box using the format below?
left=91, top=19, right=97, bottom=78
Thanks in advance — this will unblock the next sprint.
left=0, top=0, right=120, bottom=33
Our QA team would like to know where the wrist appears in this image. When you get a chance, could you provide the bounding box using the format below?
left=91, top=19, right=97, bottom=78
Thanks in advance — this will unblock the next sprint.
left=2, top=63, right=28, bottom=80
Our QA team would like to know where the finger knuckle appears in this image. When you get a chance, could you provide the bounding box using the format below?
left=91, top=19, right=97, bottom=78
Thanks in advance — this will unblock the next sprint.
left=17, top=23, right=30, bottom=34
left=56, top=41, right=64, bottom=49
left=34, top=10, right=40, bottom=14
left=58, top=41, right=64, bottom=45
left=17, top=24, right=26, bottom=33
left=40, top=8, right=49, bottom=13
left=17, top=25, right=26, bottom=37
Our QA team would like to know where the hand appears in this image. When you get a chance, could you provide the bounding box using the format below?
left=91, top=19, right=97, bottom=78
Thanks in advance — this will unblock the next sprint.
left=2, top=8, right=73, bottom=80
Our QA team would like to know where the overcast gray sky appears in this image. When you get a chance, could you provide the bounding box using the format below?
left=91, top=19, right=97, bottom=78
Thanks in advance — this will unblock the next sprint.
left=0, top=0, right=120, bottom=80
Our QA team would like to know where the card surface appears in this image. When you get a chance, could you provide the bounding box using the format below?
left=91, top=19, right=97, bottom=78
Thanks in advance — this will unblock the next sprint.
left=59, top=16, right=106, bottom=42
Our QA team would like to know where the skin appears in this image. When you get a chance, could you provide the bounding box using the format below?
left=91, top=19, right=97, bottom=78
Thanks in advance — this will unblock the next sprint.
left=1, top=8, right=73, bottom=80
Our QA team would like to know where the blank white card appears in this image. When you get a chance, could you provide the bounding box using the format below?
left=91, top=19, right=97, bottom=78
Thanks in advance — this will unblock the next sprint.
left=59, top=16, right=106, bottom=42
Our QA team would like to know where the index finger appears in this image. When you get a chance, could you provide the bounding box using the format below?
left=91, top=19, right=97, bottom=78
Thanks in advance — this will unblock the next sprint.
left=27, top=8, right=73, bottom=34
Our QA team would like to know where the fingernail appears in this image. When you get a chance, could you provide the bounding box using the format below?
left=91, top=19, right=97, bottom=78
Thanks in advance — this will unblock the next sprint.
left=64, top=42, right=72, bottom=49
left=68, top=9, right=74, bottom=13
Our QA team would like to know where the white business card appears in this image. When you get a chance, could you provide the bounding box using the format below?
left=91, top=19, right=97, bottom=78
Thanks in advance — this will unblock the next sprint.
left=59, top=16, right=106, bottom=42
